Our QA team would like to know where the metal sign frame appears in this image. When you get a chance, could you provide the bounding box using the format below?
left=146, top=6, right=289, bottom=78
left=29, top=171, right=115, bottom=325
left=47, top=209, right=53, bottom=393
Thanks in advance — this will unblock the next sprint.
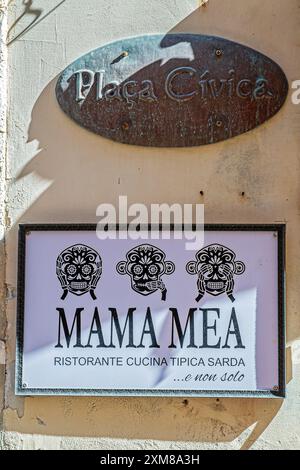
left=16, top=224, right=286, bottom=398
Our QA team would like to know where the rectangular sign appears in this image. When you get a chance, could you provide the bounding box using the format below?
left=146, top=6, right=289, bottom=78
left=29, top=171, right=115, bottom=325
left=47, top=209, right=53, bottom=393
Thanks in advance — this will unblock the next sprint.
left=16, top=224, right=286, bottom=398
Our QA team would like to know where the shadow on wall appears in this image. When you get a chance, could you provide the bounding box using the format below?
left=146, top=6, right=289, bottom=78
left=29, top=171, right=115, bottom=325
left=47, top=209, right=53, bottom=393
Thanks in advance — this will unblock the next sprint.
left=7, top=0, right=66, bottom=46
left=5, top=2, right=297, bottom=449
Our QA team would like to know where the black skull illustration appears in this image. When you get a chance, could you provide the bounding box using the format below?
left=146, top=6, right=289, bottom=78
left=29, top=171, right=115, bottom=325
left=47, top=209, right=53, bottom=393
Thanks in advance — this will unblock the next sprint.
left=186, top=244, right=245, bottom=303
left=56, top=244, right=102, bottom=300
left=116, top=244, right=175, bottom=301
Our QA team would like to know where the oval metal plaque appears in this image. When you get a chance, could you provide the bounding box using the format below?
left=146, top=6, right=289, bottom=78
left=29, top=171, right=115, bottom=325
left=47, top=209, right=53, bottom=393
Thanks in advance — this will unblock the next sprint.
left=56, top=34, right=288, bottom=147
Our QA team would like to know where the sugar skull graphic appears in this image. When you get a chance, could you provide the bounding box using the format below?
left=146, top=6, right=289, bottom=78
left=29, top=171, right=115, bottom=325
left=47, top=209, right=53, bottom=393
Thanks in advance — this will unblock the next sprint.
left=56, top=244, right=102, bottom=300
left=116, top=244, right=175, bottom=301
left=186, top=244, right=245, bottom=303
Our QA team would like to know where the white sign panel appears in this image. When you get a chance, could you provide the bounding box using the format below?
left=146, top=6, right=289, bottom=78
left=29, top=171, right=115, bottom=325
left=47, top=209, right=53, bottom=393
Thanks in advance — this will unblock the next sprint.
left=16, top=225, right=285, bottom=398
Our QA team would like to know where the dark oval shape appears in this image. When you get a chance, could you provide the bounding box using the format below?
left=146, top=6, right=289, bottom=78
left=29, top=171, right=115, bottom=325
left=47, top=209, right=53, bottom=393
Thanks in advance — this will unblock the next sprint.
left=56, top=34, right=288, bottom=147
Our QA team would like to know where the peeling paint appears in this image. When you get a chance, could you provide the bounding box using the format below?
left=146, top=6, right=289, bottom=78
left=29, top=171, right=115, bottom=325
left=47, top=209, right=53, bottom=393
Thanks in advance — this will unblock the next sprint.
left=5, top=362, right=24, bottom=419
left=0, top=0, right=8, bottom=435
left=5, top=284, right=16, bottom=300
left=0, top=340, right=5, bottom=364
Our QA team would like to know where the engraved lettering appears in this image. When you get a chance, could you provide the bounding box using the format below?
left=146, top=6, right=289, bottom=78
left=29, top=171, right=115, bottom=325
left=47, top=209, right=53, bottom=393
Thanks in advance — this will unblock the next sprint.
left=104, top=81, right=122, bottom=101
left=165, top=66, right=197, bottom=101
left=139, top=80, right=158, bottom=102
left=198, top=70, right=209, bottom=99
left=122, top=80, right=138, bottom=108
left=74, top=69, right=95, bottom=102
left=236, top=79, right=252, bottom=98
left=73, top=67, right=274, bottom=105
left=208, top=79, right=227, bottom=99
left=254, top=78, right=273, bottom=99
left=96, top=70, right=105, bottom=100
left=227, top=69, right=235, bottom=98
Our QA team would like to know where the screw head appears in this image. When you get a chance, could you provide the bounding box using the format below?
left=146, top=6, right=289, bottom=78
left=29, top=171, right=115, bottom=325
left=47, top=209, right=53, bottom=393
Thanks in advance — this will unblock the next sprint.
left=122, top=121, right=130, bottom=131
left=215, top=49, right=223, bottom=57
left=22, top=382, right=28, bottom=388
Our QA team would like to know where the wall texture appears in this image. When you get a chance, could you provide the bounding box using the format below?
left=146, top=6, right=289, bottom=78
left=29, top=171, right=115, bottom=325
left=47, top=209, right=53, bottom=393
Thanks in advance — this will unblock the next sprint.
left=1, top=0, right=300, bottom=450
left=0, top=0, right=8, bottom=434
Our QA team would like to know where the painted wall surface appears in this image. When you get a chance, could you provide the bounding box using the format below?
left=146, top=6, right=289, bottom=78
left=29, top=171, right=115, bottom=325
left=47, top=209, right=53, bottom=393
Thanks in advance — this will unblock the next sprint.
left=0, top=0, right=300, bottom=450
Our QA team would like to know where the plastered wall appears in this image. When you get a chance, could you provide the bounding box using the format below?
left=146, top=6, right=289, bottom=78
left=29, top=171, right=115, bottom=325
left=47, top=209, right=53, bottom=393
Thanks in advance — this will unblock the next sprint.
left=0, top=0, right=300, bottom=450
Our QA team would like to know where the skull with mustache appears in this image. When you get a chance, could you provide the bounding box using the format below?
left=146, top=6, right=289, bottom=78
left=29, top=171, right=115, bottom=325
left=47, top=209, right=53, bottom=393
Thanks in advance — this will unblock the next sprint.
left=116, top=244, right=175, bottom=301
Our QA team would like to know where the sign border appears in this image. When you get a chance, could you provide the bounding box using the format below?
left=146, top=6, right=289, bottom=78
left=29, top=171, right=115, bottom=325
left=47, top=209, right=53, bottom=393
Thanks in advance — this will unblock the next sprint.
left=15, top=223, right=286, bottom=399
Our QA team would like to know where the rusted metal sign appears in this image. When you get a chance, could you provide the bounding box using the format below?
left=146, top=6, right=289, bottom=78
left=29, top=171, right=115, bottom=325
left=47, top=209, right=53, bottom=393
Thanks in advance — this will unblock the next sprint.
left=56, top=34, right=288, bottom=147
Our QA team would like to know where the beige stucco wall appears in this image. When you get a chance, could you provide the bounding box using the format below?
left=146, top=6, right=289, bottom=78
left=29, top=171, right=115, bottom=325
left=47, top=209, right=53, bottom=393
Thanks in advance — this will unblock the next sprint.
left=0, top=0, right=300, bottom=450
